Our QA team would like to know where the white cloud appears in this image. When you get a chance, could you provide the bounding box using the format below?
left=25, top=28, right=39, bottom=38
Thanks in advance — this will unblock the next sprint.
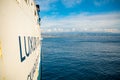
left=41, top=12, right=120, bottom=33
left=62, top=0, right=82, bottom=8
left=94, top=0, right=113, bottom=6
left=36, top=0, right=57, bottom=11
left=36, top=0, right=82, bottom=11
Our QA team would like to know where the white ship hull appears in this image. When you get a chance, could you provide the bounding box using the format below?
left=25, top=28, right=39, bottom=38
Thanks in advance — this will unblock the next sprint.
left=0, top=0, right=42, bottom=80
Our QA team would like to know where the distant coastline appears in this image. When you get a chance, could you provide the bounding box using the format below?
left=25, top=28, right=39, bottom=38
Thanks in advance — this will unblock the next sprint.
left=42, top=32, right=120, bottom=38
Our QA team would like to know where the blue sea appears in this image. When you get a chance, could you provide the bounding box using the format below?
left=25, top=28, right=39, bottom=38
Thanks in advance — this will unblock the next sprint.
left=40, top=32, right=120, bottom=80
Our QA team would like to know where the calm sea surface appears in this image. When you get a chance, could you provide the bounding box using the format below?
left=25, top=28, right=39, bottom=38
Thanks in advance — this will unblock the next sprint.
left=40, top=33, right=120, bottom=80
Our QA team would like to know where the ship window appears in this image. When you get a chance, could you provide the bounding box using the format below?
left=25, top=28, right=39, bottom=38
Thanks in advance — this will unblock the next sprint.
left=24, top=0, right=27, bottom=3
left=16, top=0, right=20, bottom=3
left=34, top=10, right=37, bottom=16
left=36, top=5, right=40, bottom=12
left=24, top=0, right=30, bottom=5
left=31, top=3, right=33, bottom=6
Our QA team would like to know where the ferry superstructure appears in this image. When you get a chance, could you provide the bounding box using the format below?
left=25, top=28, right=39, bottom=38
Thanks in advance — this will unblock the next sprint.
left=0, top=0, right=42, bottom=80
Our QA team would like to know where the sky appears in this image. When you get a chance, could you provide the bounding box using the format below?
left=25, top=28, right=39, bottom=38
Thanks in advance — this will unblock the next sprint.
left=36, top=0, right=120, bottom=33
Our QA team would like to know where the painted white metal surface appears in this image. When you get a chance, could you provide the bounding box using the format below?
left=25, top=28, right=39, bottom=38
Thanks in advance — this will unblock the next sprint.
left=0, top=0, right=41, bottom=80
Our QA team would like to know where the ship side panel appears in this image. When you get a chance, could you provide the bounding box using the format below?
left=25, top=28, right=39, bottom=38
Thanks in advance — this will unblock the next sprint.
left=0, top=0, right=41, bottom=80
